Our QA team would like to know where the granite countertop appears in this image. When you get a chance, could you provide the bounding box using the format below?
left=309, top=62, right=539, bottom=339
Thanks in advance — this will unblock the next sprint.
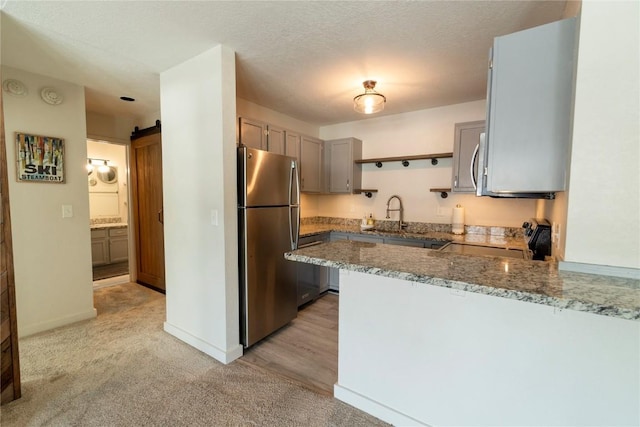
left=90, top=223, right=128, bottom=229
left=300, top=224, right=527, bottom=249
left=285, top=240, right=640, bottom=321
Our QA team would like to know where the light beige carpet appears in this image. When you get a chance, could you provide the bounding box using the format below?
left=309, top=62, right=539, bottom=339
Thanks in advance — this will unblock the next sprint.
left=1, top=283, right=387, bottom=426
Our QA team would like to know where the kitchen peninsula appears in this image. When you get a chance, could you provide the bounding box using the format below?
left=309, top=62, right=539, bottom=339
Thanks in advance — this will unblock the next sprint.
left=285, top=239, right=640, bottom=426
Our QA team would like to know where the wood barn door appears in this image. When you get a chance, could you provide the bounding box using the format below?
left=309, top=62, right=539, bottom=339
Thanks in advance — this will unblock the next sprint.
left=130, top=122, right=165, bottom=292
left=0, top=90, right=21, bottom=404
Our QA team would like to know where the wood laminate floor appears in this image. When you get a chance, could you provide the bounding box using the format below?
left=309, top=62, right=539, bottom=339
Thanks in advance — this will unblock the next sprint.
left=239, top=293, right=339, bottom=396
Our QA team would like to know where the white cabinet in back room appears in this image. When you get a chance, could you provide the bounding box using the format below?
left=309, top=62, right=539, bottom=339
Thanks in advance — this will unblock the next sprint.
left=90, top=229, right=109, bottom=266
left=91, top=227, right=128, bottom=267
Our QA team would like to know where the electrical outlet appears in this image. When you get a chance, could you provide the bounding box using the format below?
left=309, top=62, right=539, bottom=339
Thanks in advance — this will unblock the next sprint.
left=62, top=204, right=73, bottom=218
left=437, top=207, right=452, bottom=217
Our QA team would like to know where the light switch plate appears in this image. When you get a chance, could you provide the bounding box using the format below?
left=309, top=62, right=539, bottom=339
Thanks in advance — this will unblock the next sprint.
left=62, top=204, right=73, bottom=218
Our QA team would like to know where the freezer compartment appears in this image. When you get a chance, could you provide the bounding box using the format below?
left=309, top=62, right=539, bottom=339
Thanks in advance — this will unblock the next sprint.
left=239, top=206, right=297, bottom=348
left=238, top=147, right=299, bottom=207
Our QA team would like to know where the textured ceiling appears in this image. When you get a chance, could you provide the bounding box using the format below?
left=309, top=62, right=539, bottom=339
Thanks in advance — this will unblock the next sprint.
left=1, top=1, right=568, bottom=125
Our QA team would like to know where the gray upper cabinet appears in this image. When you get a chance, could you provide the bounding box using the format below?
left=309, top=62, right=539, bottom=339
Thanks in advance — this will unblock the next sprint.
left=324, top=138, right=362, bottom=194
left=285, top=131, right=301, bottom=163
left=238, top=117, right=286, bottom=155
left=239, top=117, right=267, bottom=150
left=267, top=125, right=285, bottom=155
left=452, top=121, right=485, bottom=193
left=479, top=17, right=577, bottom=197
left=300, top=136, right=323, bottom=193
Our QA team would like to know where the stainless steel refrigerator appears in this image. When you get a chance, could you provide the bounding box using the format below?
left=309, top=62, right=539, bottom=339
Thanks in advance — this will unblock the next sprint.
left=238, top=147, right=300, bottom=348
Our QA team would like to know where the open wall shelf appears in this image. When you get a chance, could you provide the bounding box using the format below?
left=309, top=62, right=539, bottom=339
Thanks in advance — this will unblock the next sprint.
left=355, top=152, right=453, bottom=168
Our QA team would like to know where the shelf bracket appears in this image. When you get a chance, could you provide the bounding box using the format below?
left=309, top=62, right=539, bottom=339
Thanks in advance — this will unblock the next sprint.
left=363, top=191, right=373, bottom=198
left=402, top=160, right=410, bottom=167
left=375, top=161, right=383, bottom=168
left=439, top=191, right=448, bottom=199
left=431, top=158, right=439, bottom=166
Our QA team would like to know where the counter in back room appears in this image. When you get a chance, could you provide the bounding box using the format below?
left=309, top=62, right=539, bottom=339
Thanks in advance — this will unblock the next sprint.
left=284, top=240, right=640, bottom=426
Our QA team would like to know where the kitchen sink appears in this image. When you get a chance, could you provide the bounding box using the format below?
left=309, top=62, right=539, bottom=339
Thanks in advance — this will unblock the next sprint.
left=439, top=242, right=530, bottom=259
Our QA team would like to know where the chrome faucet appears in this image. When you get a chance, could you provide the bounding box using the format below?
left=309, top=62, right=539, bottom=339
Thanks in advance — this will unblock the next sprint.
left=386, top=195, right=407, bottom=230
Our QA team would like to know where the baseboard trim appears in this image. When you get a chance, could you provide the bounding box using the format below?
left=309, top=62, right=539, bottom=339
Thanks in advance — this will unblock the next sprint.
left=20, top=307, right=97, bottom=337
left=93, top=274, right=131, bottom=289
left=559, top=261, right=640, bottom=279
left=163, top=322, right=243, bottom=364
left=334, top=383, right=430, bottom=426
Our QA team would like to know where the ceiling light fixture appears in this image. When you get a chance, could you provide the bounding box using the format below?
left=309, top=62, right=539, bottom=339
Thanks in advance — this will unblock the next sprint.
left=353, top=80, right=386, bottom=114
left=87, top=158, right=110, bottom=173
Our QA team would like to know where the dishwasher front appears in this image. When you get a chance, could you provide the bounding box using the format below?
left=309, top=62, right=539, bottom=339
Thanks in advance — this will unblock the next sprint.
left=296, top=234, right=329, bottom=307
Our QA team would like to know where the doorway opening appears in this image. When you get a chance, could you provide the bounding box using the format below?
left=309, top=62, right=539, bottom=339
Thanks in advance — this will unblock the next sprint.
left=87, top=139, right=131, bottom=289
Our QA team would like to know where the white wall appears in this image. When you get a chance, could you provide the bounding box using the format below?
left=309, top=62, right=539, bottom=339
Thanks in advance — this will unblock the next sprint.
left=160, top=46, right=242, bottom=363
left=236, top=98, right=320, bottom=139
left=337, top=271, right=639, bottom=426
left=563, top=1, right=639, bottom=269
left=2, top=66, right=96, bottom=336
left=86, top=140, right=128, bottom=222
left=319, top=101, right=537, bottom=227
left=86, top=111, right=138, bottom=144
left=136, top=111, right=162, bottom=130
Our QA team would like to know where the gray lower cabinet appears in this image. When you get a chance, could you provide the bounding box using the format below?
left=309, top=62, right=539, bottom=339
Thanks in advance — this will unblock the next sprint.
left=452, top=120, right=485, bottom=193
left=328, top=233, right=349, bottom=291
left=108, top=227, right=129, bottom=263
left=90, top=229, right=109, bottom=266
left=383, top=237, right=425, bottom=247
left=349, top=234, right=384, bottom=244
left=91, top=227, right=128, bottom=267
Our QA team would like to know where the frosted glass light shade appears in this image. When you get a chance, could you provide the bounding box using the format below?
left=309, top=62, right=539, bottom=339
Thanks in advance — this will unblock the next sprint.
left=353, top=80, right=386, bottom=114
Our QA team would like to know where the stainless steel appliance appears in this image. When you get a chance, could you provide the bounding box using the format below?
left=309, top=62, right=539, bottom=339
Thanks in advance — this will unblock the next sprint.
left=475, top=17, right=577, bottom=199
left=296, top=234, right=329, bottom=307
left=238, top=147, right=300, bottom=348
left=522, top=218, right=552, bottom=260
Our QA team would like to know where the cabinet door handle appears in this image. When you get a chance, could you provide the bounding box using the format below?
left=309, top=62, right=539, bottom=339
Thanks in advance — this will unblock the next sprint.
left=158, top=209, right=164, bottom=224
left=346, top=179, right=350, bottom=190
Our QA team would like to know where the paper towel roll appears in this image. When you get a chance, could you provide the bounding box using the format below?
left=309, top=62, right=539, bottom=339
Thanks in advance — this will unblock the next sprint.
left=452, top=205, right=465, bottom=235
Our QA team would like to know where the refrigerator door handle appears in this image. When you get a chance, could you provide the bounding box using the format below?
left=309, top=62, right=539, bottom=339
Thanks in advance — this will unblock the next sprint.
left=289, top=160, right=300, bottom=250
left=470, top=143, right=480, bottom=190
left=476, top=132, right=487, bottom=196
